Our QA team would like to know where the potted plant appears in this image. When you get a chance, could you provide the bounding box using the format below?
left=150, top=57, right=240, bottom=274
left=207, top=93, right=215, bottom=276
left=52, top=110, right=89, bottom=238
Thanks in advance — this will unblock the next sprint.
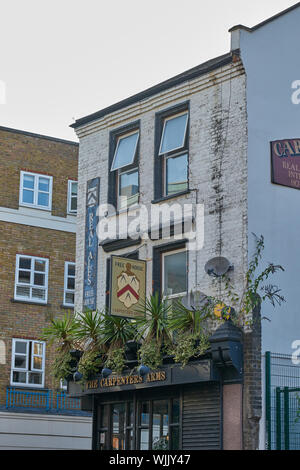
left=101, top=314, right=137, bottom=374
left=135, top=293, right=173, bottom=370
left=41, top=312, right=80, bottom=383
left=75, top=309, right=106, bottom=381
left=167, top=296, right=212, bottom=368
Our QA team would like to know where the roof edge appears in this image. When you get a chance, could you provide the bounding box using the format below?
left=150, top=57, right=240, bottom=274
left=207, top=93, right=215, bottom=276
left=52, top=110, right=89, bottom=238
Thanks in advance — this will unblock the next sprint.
left=229, top=1, right=300, bottom=33
left=0, top=125, right=79, bottom=146
left=71, top=51, right=239, bottom=130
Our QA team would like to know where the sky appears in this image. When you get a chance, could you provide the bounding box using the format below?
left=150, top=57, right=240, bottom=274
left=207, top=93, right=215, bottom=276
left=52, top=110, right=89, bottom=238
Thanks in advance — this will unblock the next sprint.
left=0, top=0, right=297, bottom=142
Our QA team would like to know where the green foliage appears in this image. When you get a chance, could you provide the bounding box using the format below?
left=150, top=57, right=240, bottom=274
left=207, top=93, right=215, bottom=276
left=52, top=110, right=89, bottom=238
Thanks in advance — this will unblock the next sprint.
left=51, top=350, right=74, bottom=384
left=209, top=234, right=285, bottom=327
left=168, top=332, right=210, bottom=368
left=102, top=314, right=136, bottom=349
left=168, top=296, right=212, bottom=336
left=138, top=339, right=164, bottom=370
left=77, top=348, right=104, bottom=381
left=74, top=309, right=104, bottom=351
left=105, top=347, right=126, bottom=374
left=41, top=312, right=79, bottom=352
left=135, top=292, right=172, bottom=346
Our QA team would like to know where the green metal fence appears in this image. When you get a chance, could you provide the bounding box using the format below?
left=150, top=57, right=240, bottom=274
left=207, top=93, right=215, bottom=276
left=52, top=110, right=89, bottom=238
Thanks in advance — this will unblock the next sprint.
left=265, top=352, right=300, bottom=450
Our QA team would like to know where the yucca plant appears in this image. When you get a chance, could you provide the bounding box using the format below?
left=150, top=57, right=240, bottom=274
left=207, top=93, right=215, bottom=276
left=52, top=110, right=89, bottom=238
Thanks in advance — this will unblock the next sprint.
left=134, top=293, right=173, bottom=370
left=74, top=310, right=104, bottom=351
left=168, top=296, right=212, bottom=337
left=74, top=310, right=107, bottom=380
left=101, top=313, right=137, bottom=374
left=135, top=292, right=173, bottom=345
left=41, top=312, right=79, bottom=352
left=41, top=312, right=80, bottom=383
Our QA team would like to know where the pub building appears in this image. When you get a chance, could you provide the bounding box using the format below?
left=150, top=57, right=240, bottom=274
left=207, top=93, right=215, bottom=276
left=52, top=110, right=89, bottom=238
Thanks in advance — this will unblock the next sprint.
left=69, top=320, right=244, bottom=451
left=69, top=41, right=261, bottom=451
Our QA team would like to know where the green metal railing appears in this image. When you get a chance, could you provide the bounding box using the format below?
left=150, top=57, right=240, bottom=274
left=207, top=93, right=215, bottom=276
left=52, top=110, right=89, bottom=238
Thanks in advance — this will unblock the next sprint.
left=265, top=352, right=300, bottom=450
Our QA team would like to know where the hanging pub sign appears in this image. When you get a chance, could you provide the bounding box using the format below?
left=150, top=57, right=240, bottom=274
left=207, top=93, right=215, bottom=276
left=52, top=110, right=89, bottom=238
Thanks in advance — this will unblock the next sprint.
left=271, top=139, right=300, bottom=190
left=110, top=256, right=146, bottom=319
left=83, top=177, right=100, bottom=311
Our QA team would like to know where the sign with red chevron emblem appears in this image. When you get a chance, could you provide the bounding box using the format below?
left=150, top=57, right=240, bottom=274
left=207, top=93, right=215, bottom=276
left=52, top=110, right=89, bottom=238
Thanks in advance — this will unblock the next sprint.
left=110, top=256, right=146, bottom=319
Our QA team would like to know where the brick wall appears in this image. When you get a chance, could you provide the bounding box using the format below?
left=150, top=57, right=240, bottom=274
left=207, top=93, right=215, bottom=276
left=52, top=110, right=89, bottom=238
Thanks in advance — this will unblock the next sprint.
left=0, top=128, right=78, bottom=406
left=0, top=128, right=78, bottom=217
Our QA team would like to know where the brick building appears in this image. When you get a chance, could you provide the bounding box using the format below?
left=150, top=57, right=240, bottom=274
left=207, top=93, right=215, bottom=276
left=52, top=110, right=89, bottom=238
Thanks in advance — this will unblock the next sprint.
left=0, top=126, right=92, bottom=449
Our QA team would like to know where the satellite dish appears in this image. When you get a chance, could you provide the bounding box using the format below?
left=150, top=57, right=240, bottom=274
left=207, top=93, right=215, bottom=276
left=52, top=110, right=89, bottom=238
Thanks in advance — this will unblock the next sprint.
left=205, top=257, right=233, bottom=277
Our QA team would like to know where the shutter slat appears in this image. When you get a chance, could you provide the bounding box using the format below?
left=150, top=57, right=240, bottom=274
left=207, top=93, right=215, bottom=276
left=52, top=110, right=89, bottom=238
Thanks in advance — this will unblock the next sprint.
left=182, top=383, right=221, bottom=450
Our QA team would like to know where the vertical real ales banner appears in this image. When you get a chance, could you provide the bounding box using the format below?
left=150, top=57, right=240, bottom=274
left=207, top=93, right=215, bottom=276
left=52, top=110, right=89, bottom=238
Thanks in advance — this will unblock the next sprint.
left=110, top=256, right=146, bottom=319
left=83, top=177, right=100, bottom=311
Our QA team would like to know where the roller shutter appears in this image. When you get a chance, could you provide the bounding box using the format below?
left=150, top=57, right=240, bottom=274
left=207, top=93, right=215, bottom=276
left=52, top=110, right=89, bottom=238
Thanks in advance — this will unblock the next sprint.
left=182, top=383, right=221, bottom=450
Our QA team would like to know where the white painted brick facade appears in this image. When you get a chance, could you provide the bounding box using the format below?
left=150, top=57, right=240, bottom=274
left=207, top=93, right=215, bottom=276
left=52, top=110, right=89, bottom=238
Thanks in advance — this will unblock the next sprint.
left=74, top=59, right=248, bottom=326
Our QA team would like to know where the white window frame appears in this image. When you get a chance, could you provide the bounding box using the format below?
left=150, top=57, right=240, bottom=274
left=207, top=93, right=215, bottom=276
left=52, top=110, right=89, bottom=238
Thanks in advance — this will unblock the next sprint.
left=14, top=254, right=49, bottom=304
left=110, top=130, right=140, bottom=172
left=11, top=338, right=46, bottom=388
left=162, top=248, right=188, bottom=300
left=159, top=111, right=189, bottom=156
left=63, top=261, right=75, bottom=307
left=19, top=171, right=53, bottom=211
left=67, top=180, right=78, bottom=214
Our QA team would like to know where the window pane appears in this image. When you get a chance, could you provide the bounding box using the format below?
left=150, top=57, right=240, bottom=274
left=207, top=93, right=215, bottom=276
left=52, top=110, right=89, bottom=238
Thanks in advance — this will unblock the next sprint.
left=37, top=192, right=49, bottom=207
left=164, top=251, right=187, bottom=295
left=33, top=343, right=43, bottom=356
left=140, top=402, right=150, bottom=425
left=33, top=356, right=42, bottom=370
left=35, top=260, right=46, bottom=272
left=160, top=113, right=188, bottom=154
left=68, top=264, right=75, bottom=276
left=14, top=355, right=27, bottom=368
left=23, top=189, right=34, bottom=204
left=28, top=372, right=42, bottom=385
left=166, top=153, right=188, bottom=195
left=15, top=341, right=27, bottom=354
left=38, top=177, right=50, bottom=192
left=70, top=196, right=77, bottom=211
left=67, top=277, right=75, bottom=290
left=13, top=371, right=26, bottom=383
left=140, top=429, right=149, bottom=450
left=23, top=174, right=34, bottom=189
left=152, top=400, right=169, bottom=450
left=65, top=292, right=74, bottom=305
left=71, top=182, right=78, bottom=196
left=119, top=169, right=139, bottom=208
left=32, top=288, right=46, bottom=300
left=34, top=273, right=45, bottom=286
left=16, top=286, right=30, bottom=298
left=111, top=132, right=139, bottom=170
left=18, top=270, right=31, bottom=284
left=19, top=258, right=31, bottom=270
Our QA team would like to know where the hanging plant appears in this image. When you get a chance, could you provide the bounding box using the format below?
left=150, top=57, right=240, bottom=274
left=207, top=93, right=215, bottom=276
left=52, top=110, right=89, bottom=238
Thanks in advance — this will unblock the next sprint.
left=137, top=339, right=164, bottom=370
left=105, top=347, right=126, bottom=375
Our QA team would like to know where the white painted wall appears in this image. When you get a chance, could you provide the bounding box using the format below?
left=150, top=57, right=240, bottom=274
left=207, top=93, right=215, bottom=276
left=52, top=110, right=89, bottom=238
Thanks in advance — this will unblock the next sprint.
left=0, top=412, right=92, bottom=450
left=239, top=5, right=300, bottom=356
